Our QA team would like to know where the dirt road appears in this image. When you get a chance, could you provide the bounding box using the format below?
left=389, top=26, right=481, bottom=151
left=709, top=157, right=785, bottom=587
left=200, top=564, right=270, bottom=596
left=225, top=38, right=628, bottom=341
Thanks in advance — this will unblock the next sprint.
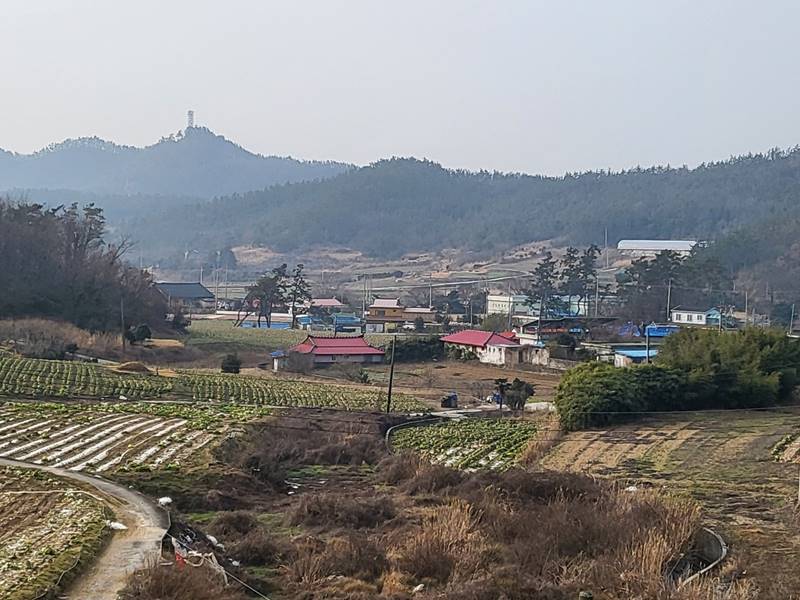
left=0, top=457, right=168, bottom=600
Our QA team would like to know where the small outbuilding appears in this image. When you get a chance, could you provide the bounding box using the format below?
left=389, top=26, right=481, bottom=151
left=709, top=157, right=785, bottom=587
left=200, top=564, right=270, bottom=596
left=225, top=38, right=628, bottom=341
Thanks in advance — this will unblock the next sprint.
left=155, top=282, right=215, bottom=312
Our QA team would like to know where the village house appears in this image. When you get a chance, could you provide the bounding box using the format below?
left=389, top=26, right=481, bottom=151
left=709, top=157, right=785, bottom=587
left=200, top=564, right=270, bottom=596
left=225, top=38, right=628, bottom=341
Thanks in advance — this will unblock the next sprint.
left=670, top=306, right=722, bottom=327
left=486, top=293, right=533, bottom=316
left=402, top=306, right=437, bottom=324
left=155, top=282, right=215, bottom=312
left=440, top=330, right=524, bottom=366
left=487, top=293, right=589, bottom=324
left=365, top=298, right=437, bottom=332
left=310, top=298, right=346, bottom=312
left=286, top=335, right=385, bottom=367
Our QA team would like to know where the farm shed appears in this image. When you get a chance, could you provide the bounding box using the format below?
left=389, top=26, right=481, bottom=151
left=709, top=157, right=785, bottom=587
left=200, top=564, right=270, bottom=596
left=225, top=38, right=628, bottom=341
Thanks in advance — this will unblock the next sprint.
left=287, top=335, right=385, bottom=367
left=155, top=282, right=214, bottom=312
left=617, top=239, right=698, bottom=257
left=614, top=348, right=658, bottom=367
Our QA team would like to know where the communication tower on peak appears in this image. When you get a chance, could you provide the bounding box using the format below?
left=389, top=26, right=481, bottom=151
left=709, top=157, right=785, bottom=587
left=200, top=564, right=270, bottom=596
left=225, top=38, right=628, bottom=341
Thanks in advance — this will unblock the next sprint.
left=187, top=110, right=195, bottom=129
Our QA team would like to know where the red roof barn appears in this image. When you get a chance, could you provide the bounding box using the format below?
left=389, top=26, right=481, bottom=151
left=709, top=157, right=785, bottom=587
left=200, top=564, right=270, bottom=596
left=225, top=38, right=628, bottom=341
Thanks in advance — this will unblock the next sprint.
left=288, top=336, right=385, bottom=365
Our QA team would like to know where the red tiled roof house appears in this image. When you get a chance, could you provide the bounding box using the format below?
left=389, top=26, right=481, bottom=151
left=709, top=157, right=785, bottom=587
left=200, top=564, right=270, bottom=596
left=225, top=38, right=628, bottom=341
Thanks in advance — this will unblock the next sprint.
left=288, top=335, right=385, bottom=366
left=440, top=330, right=523, bottom=366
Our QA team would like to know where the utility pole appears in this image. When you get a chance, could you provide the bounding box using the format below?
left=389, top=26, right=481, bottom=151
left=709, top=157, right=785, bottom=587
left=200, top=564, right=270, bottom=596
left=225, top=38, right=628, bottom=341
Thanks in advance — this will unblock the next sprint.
left=789, top=303, right=796, bottom=336
left=214, top=251, right=221, bottom=309
left=604, top=227, right=609, bottom=269
left=744, top=290, right=748, bottom=326
left=594, top=277, right=600, bottom=318
left=200, top=265, right=204, bottom=285
left=361, top=275, right=366, bottom=320
left=645, top=327, right=651, bottom=363
left=120, top=296, right=126, bottom=351
left=224, top=266, right=229, bottom=306
left=385, top=335, right=396, bottom=414
left=536, top=294, right=545, bottom=343
left=665, top=279, right=672, bottom=323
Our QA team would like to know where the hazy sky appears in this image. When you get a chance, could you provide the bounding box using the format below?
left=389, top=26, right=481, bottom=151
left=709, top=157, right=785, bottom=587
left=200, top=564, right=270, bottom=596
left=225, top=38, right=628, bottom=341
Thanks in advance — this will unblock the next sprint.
left=2, top=1, right=799, bottom=175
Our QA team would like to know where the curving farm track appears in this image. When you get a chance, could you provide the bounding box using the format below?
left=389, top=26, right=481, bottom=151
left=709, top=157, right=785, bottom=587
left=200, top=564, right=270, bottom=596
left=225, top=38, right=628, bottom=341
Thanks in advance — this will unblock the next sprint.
left=0, top=457, right=168, bottom=600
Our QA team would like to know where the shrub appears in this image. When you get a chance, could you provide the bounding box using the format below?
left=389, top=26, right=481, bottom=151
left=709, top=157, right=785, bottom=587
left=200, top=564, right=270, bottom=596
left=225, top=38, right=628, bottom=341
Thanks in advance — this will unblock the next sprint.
left=658, top=327, right=800, bottom=408
left=403, top=463, right=463, bottom=495
left=119, top=560, right=248, bottom=600
left=221, top=353, right=242, bottom=374
left=228, top=528, right=280, bottom=566
left=207, top=510, right=260, bottom=538
left=288, top=492, right=396, bottom=529
left=554, top=362, right=644, bottom=430
left=397, top=500, right=483, bottom=583
left=554, top=361, right=692, bottom=431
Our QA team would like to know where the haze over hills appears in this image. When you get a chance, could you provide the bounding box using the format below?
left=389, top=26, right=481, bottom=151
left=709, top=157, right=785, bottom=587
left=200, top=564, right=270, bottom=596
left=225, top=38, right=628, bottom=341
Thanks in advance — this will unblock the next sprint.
left=2, top=124, right=800, bottom=291
left=0, top=126, right=351, bottom=197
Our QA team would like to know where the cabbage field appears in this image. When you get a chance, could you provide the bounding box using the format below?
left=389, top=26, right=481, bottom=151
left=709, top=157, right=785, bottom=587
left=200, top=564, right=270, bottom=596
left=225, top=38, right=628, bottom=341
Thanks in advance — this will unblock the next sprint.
left=0, top=353, right=426, bottom=412
left=390, top=418, right=537, bottom=470
left=0, top=353, right=171, bottom=399
left=0, top=465, right=108, bottom=599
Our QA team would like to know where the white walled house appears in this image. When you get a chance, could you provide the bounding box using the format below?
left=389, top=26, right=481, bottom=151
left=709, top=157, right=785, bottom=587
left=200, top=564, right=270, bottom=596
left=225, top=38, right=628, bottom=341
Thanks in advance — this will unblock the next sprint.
left=486, top=294, right=532, bottom=316
left=440, top=330, right=523, bottom=366
left=670, top=307, right=721, bottom=327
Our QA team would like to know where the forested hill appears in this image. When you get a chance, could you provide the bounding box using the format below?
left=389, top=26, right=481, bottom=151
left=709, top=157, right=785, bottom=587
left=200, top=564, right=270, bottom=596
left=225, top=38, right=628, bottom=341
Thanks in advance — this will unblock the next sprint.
left=0, top=127, right=350, bottom=197
left=127, top=148, right=800, bottom=261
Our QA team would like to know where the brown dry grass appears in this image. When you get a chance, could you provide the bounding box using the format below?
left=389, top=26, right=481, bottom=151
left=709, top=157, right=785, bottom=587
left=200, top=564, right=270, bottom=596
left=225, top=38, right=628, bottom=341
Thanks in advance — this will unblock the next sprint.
left=396, top=499, right=484, bottom=583
left=289, top=492, right=396, bottom=529
left=0, top=318, right=119, bottom=358
left=119, top=560, right=248, bottom=600
left=519, top=411, right=563, bottom=467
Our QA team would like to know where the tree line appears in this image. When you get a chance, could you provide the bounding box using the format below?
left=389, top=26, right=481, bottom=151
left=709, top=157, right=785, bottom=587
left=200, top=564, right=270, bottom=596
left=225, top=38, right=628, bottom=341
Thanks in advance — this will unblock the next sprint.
left=555, top=328, right=800, bottom=430
left=0, top=200, right=166, bottom=332
left=122, top=148, right=800, bottom=267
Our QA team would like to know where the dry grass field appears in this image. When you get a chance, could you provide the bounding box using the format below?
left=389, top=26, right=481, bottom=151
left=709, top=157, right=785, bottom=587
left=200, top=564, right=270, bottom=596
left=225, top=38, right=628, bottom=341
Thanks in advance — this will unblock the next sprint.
left=541, top=409, right=800, bottom=597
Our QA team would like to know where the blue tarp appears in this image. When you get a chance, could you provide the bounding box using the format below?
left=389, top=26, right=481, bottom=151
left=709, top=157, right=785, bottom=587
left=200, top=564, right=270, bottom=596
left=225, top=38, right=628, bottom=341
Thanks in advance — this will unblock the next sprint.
left=615, top=349, right=659, bottom=359
left=240, top=322, right=291, bottom=329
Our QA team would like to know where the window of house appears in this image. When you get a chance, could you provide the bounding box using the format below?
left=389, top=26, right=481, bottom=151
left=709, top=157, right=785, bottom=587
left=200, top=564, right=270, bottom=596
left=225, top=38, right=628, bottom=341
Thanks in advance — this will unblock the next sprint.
left=687, top=314, right=693, bottom=321
left=377, top=310, right=385, bottom=316
left=674, top=313, right=681, bottom=321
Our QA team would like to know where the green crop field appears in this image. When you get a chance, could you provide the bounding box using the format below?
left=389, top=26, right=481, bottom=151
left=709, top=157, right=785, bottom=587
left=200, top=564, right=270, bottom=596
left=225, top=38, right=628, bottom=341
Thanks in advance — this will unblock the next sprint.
left=175, top=372, right=425, bottom=411
left=186, top=321, right=308, bottom=351
left=0, top=353, right=172, bottom=399
left=390, top=418, right=537, bottom=470
left=0, top=352, right=426, bottom=412
left=186, top=320, right=395, bottom=352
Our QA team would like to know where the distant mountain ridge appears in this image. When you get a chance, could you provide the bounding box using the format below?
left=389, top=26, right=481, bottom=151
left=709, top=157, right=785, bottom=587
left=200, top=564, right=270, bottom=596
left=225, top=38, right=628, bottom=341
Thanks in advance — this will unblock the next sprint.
left=124, top=148, right=800, bottom=262
left=0, top=127, right=351, bottom=197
